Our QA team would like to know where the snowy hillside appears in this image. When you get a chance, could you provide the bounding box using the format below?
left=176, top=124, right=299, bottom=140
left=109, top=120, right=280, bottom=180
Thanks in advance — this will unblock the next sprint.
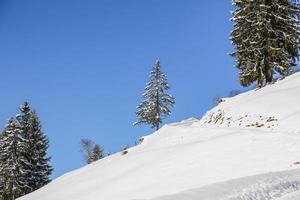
left=19, top=73, right=300, bottom=200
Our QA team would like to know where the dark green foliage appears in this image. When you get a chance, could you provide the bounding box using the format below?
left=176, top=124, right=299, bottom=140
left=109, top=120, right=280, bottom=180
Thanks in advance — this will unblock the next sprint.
left=0, top=118, right=29, bottom=200
left=0, top=102, right=52, bottom=200
left=26, top=111, right=52, bottom=191
left=135, top=59, right=175, bottom=130
left=16, top=102, right=52, bottom=193
left=231, top=0, right=300, bottom=87
left=88, top=144, right=104, bottom=163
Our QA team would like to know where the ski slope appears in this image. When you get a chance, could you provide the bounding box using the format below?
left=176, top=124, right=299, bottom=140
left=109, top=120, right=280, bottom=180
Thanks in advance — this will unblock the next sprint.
left=19, top=73, right=300, bottom=200
left=144, top=169, right=300, bottom=200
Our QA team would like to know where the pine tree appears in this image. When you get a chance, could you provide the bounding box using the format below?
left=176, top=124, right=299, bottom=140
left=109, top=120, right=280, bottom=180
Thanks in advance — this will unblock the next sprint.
left=16, top=102, right=34, bottom=195
left=230, top=0, right=300, bottom=87
left=16, top=102, right=52, bottom=193
left=88, top=144, right=104, bottom=163
left=135, top=59, right=175, bottom=130
left=0, top=118, right=29, bottom=200
left=26, top=111, right=52, bottom=190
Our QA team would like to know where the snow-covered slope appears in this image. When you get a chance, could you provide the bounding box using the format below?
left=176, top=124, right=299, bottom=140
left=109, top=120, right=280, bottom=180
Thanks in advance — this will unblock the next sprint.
left=145, top=169, right=300, bottom=200
left=19, top=73, right=300, bottom=200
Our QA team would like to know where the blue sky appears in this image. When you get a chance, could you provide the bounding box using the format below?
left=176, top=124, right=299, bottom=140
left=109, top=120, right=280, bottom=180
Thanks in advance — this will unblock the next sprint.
left=0, top=0, right=242, bottom=178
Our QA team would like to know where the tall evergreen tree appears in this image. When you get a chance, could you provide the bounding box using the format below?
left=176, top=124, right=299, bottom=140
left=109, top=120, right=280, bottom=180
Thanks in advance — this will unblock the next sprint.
left=16, top=102, right=34, bottom=195
left=135, top=59, right=175, bottom=130
left=230, top=0, right=300, bottom=87
left=26, top=111, right=52, bottom=190
left=16, top=102, right=52, bottom=193
left=0, top=103, right=52, bottom=199
left=0, top=118, right=29, bottom=200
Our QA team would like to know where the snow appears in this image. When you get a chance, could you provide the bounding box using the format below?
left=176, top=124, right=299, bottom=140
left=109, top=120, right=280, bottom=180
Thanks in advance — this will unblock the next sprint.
left=19, top=72, right=300, bottom=200
left=144, top=169, right=300, bottom=200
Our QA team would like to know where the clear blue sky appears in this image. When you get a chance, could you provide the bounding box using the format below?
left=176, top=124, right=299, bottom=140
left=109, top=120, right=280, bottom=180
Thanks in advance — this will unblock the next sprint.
left=0, top=0, right=242, bottom=178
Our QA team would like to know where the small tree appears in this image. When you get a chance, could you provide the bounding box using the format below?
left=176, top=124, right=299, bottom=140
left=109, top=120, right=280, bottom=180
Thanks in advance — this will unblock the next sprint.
left=80, top=138, right=94, bottom=164
left=80, top=139, right=104, bottom=164
left=135, top=59, right=175, bottom=130
left=88, top=144, right=104, bottom=163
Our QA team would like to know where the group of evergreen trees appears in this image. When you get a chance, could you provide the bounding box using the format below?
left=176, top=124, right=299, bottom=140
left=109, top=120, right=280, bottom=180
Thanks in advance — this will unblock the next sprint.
left=135, top=0, right=300, bottom=130
left=0, top=102, right=52, bottom=200
left=231, top=0, right=300, bottom=87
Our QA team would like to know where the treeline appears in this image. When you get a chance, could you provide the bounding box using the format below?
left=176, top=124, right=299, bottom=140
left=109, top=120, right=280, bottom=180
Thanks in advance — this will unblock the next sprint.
left=0, top=102, right=52, bottom=200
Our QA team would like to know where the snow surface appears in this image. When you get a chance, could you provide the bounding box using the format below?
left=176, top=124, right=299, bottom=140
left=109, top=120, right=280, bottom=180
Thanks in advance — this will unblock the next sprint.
left=143, top=169, right=300, bottom=200
left=19, top=73, right=300, bottom=200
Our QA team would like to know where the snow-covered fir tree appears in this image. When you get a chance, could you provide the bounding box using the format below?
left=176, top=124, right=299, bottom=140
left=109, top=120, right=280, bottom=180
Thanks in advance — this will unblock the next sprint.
left=16, top=102, right=52, bottom=193
left=26, top=111, right=52, bottom=191
left=230, top=0, right=300, bottom=87
left=0, top=118, right=30, bottom=200
left=88, top=144, right=104, bottom=163
left=135, top=59, right=175, bottom=130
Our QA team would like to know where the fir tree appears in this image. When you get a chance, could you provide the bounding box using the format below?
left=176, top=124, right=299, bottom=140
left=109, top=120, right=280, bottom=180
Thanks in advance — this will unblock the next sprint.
left=88, top=144, right=104, bottom=163
left=26, top=111, right=52, bottom=190
left=16, top=102, right=52, bottom=193
left=135, top=59, right=175, bottom=130
left=0, top=118, right=29, bottom=200
left=230, top=0, right=300, bottom=87
left=16, top=102, right=34, bottom=195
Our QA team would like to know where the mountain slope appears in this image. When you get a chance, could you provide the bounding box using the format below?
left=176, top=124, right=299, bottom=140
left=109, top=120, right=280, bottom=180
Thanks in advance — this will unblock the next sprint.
left=19, top=73, right=300, bottom=200
left=145, top=169, right=300, bottom=200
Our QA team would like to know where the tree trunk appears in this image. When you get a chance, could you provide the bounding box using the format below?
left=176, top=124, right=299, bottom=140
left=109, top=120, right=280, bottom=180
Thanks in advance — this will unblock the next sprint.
left=257, top=75, right=263, bottom=88
left=266, top=67, right=273, bottom=84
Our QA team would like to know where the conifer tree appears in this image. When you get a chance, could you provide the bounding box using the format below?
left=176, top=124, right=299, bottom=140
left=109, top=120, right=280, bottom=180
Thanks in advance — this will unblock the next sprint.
left=16, top=102, right=52, bottom=193
left=230, top=0, right=300, bottom=87
left=88, top=144, right=104, bottom=163
left=0, top=118, right=29, bottom=200
left=135, top=59, right=175, bottom=130
left=80, top=139, right=104, bottom=164
left=26, top=111, right=52, bottom=190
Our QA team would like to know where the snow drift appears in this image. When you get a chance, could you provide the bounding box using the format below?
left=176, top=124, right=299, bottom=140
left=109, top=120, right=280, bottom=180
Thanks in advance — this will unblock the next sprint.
left=19, top=73, right=300, bottom=200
